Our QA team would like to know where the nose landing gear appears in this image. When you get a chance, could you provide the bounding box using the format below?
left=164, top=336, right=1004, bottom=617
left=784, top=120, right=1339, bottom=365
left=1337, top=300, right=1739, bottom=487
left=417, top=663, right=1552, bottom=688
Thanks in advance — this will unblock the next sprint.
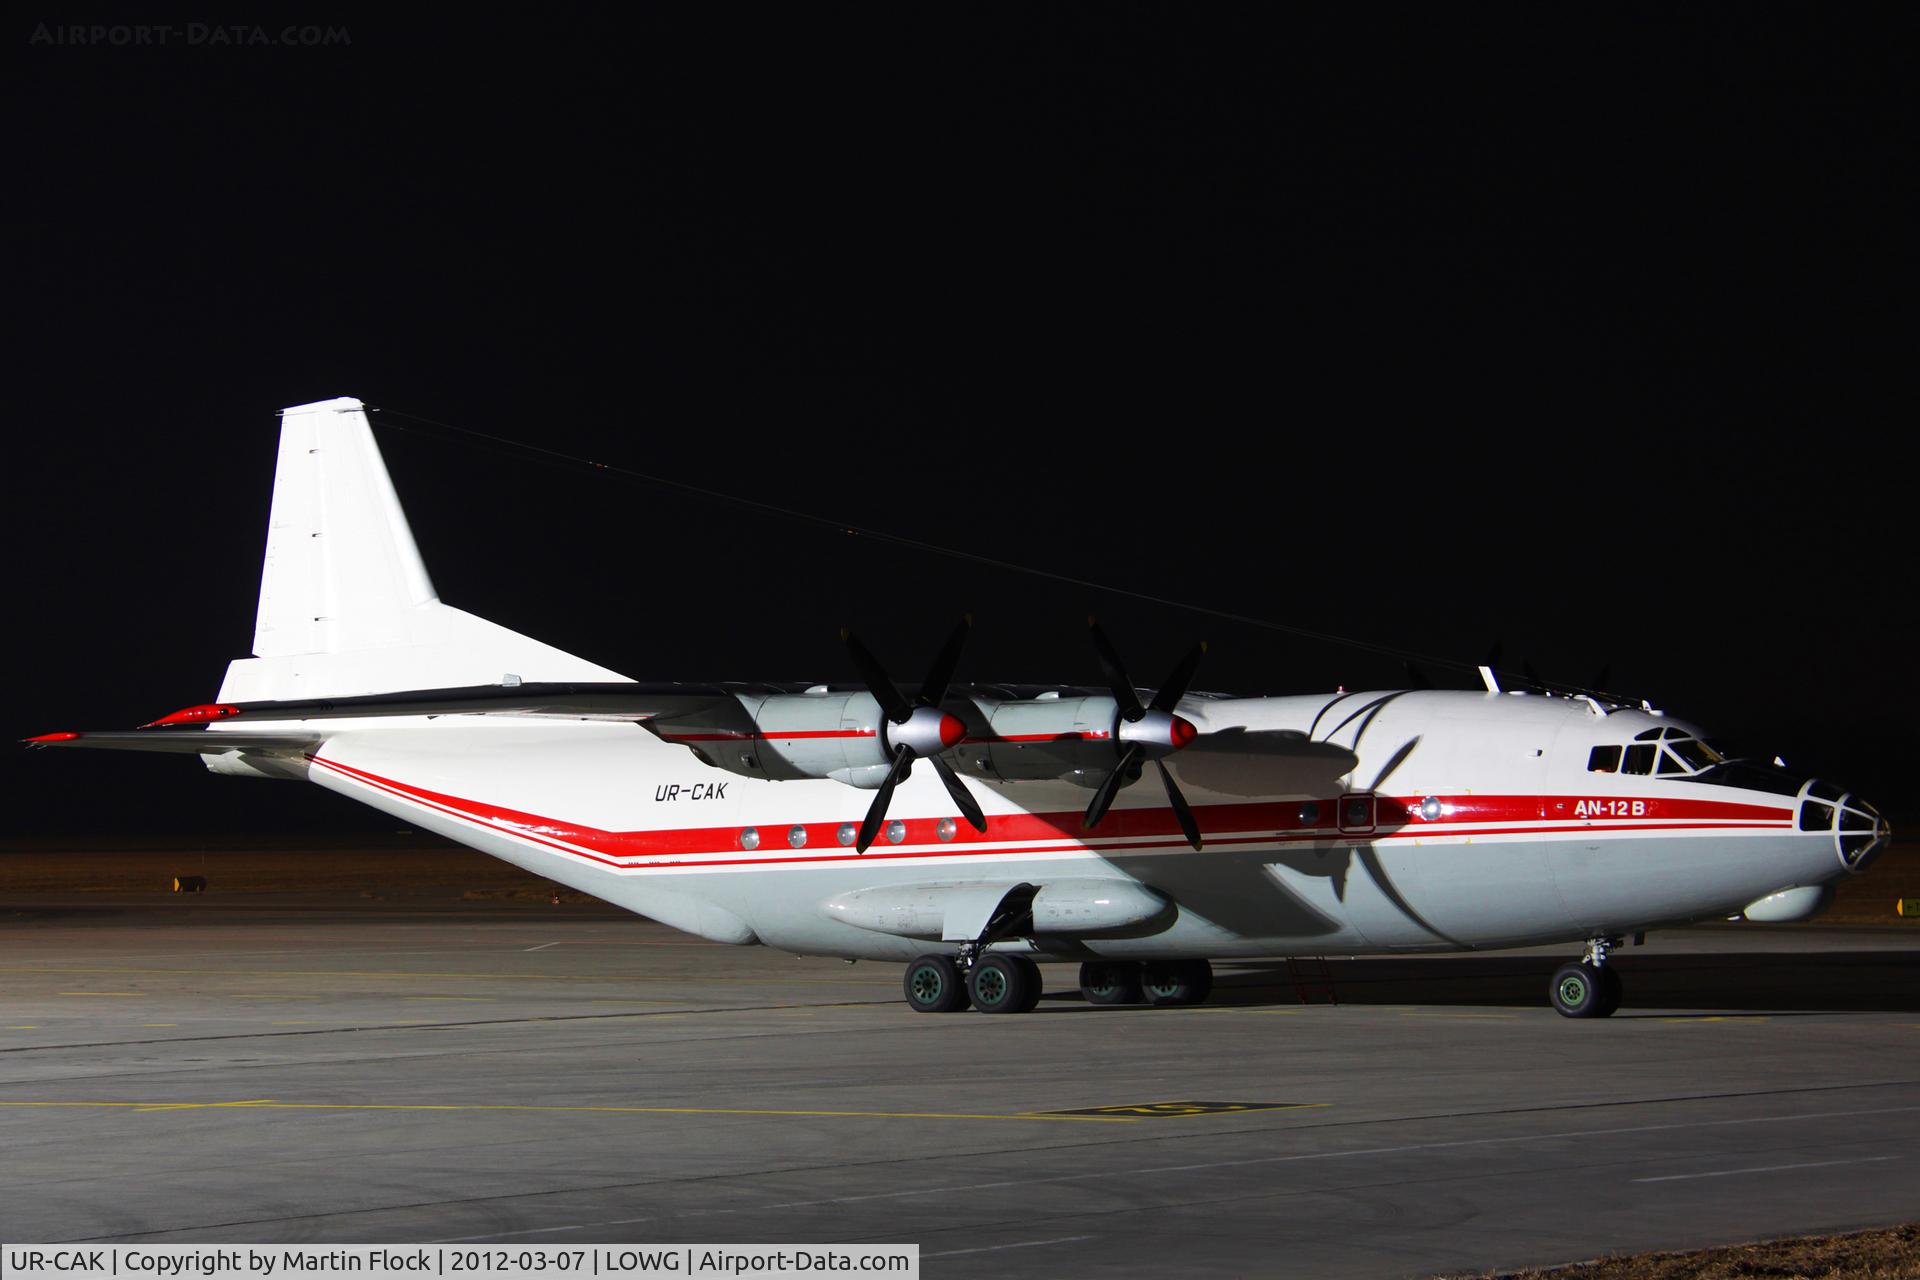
left=1551, top=936, right=1623, bottom=1018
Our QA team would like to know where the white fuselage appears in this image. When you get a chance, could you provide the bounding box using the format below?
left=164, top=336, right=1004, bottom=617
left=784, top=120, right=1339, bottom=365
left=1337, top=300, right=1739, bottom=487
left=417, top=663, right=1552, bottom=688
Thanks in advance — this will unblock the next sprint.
left=241, top=688, right=1859, bottom=961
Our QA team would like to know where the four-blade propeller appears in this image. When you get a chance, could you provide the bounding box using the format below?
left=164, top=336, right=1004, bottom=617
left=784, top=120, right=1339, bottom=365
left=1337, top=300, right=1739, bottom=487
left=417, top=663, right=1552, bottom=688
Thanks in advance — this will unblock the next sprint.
left=842, top=617, right=986, bottom=852
left=1083, top=618, right=1206, bottom=849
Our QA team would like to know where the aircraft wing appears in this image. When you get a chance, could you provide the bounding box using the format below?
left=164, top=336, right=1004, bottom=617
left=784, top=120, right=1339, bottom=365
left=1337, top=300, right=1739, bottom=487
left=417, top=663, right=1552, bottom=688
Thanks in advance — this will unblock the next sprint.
left=24, top=730, right=323, bottom=755
left=136, top=682, right=757, bottom=727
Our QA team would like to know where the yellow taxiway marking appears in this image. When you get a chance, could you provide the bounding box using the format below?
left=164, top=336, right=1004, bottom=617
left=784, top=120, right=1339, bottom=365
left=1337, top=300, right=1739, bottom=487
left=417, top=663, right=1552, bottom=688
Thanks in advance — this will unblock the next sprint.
left=0, top=1100, right=1137, bottom=1123
left=1, top=965, right=888, bottom=987
left=1657, top=1015, right=1774, bottom=1023
left=58, top=992, right=142, bottom=998
left=6, top=1026, right=42, bottom=1030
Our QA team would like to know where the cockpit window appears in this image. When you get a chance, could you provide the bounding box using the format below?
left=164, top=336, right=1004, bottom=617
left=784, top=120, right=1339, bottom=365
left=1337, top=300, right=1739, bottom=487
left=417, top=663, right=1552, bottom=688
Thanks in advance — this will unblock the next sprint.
left=1592, top=730, right=1724, bottom=777
left=1669, top=738, right=1723, bottom=770
left=1688, top=760, right=1806, bottom=796
left=1656, top=747, right=1693, bottom=775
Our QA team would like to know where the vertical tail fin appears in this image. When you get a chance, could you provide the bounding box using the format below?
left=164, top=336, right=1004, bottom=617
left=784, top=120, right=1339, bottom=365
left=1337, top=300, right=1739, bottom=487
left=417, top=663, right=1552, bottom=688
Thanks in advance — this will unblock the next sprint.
left=217, top=397, right=625, bottom=703
left=252, top=397, right=438, bottom=658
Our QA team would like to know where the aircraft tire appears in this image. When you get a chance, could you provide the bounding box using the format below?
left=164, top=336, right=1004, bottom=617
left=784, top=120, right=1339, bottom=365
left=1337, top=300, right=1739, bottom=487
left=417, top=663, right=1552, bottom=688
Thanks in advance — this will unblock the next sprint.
left=1140, top=958, right=1213, bottom=1007
left=1550, top=961, right=1615, bottom=1018
left=968, top=953, right=1035, bottom=1014
left=1595, top=964, right=1624, bottom=1017
left=1010, top=956, right=1044, bottom=1013
left=903, top=954, right=970, bottom=1013
left=1079, top=961, right=1143, bottom=1006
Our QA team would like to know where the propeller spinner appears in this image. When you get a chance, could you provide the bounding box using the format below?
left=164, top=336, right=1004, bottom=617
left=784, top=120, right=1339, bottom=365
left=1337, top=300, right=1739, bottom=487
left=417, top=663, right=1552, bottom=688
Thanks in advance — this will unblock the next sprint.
left=842, top=617, right=986, bottom=852
left=1083, top=618, right=1206, bottom=850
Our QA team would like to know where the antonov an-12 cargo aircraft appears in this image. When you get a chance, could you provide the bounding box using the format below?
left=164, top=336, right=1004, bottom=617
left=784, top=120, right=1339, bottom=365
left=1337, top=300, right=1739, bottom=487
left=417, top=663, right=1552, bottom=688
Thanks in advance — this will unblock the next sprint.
left=27, top=398, right=1891, bottom=1018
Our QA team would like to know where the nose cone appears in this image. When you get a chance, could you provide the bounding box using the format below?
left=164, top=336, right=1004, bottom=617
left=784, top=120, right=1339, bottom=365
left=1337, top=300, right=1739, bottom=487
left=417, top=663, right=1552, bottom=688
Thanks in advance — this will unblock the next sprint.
left=1840, top=797, right=1893, bottom=873
left=1804, top=785, right=1893, bottom=873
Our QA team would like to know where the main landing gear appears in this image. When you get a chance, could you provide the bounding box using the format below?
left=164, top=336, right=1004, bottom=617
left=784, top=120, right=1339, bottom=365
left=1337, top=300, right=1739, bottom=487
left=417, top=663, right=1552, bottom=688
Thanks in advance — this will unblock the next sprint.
left=901, top=951, right=1041, bottom=1013
left=1081, top=959, right=1212, bottom=1007
left=1550, top=936, right=1624, bottom=1018
left=901, top=954, right=1215, bottom=1012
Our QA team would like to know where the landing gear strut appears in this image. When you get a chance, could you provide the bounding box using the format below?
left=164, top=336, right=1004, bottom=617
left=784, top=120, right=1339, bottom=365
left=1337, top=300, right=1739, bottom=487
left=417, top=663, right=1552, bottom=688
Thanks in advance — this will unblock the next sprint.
left=1550, top=936, right=1623, bottom=1018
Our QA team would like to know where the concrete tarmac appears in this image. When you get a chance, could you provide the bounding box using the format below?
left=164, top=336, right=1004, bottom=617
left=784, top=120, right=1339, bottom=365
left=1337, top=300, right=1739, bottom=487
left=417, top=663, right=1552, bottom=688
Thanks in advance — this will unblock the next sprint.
left=2, top=896, right=1917, bottom=1277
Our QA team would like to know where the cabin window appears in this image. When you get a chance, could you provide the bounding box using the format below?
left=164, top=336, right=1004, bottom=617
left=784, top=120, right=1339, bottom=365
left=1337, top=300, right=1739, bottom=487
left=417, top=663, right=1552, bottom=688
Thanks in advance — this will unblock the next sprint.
left=1338, top=793, right=1376, bottom=832
left=1587, top=745, right=1622, bottom=772
left=1798, top=801, right=1834, bottom=831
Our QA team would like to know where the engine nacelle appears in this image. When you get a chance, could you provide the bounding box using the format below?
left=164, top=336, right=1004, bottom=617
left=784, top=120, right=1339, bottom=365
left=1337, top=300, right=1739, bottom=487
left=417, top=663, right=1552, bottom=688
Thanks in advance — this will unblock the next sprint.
left=650, top=690, right=890, bottom=785
left=950, top=694, right=1122, bottom=786
left=648, top=690, right=960, bottom=788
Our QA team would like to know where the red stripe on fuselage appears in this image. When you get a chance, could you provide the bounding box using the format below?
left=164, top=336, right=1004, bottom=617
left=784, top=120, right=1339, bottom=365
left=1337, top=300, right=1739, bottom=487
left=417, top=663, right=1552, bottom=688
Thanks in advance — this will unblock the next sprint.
left=307, top=756, right=1794, bottom=872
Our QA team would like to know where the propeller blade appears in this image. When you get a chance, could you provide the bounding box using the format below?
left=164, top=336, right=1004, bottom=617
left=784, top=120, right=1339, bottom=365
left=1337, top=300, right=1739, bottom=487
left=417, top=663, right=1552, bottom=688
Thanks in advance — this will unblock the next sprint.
left=842, top=628, right=912, bottom=723
left=928, top=753, right=987, bottom=832
left=1149, top=640, right=1207, bottom=714
left=856, top=746, right=915, bottom=852
left=1087, top=617, right=1145, bottom=721
left=1083, top=742, right=1143, bottom=830
left=1156, top=758, right=1202, bottom=850
left=918, top=615, right=972, bottom=707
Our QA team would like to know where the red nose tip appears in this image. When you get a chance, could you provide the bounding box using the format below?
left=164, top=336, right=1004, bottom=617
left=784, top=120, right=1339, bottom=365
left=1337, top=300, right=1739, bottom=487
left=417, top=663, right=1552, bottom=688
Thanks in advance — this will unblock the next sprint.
left=143, top=703, right=241, bottom=728
left=938, top=713, right=966, bottom=749
left=1170, top=716, right=1198, bottom=749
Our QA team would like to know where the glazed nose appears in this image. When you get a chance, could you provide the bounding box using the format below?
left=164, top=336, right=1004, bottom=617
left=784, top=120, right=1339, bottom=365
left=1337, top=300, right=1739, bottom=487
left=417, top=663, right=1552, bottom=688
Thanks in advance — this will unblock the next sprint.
left=1801, top=787, right=1890, bottom=872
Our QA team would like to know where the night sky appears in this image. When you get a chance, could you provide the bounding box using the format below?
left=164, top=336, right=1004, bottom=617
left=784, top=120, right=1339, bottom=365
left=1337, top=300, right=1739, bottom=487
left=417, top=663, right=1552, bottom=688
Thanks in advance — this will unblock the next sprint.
left=6, top=10, right=1913, bottom=837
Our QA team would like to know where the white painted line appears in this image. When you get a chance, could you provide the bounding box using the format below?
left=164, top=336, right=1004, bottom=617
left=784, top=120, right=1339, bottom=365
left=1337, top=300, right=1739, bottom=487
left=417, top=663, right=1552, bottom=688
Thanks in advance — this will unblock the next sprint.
left=1634, top=1155, right=1900, bottom=1183
left=523, top=943, right=559, bottom=952
left=437, top=1224, right=590, bottom=1241
left=924, top=1236, right=1094, bottom=1259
